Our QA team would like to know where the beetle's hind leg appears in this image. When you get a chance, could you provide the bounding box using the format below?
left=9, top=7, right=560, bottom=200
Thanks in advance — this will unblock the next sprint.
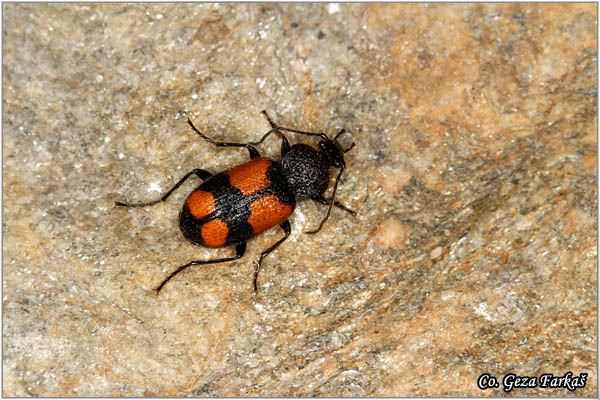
left=155, top=242, right=247, bottom=294
left=115, top=169, right=212, bottom=208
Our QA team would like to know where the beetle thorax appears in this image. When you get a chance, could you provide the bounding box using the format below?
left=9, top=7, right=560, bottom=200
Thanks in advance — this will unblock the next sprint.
left=281, top=144, right=330, bottom=198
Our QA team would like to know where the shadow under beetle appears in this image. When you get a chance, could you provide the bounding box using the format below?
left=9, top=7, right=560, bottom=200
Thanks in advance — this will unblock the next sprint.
left=115, top=111, right=356, bottom=294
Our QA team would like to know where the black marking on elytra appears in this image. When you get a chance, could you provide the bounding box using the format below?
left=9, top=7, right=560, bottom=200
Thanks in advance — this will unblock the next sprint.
left=179, top=161, right=296, bottom=247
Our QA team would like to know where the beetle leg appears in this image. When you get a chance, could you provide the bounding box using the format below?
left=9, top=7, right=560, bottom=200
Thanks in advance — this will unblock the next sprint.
left=306, top=166, right=345, bottom=234
left=311, top=195, right=356, bottom=216
left=115, top=168, right=212, bottom=208
left=253, top=220, right=291, bottom=292
left=187, top=118, right=261, bottom=159
left=261, top=110, right=329, bottom=143
left=154, top=242, right=247, bottom=294
left=257, top=111, right=292, bottom=156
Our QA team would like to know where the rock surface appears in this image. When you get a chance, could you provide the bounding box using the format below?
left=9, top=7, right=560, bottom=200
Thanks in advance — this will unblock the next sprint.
left=3, top=3, right=596, bottom=396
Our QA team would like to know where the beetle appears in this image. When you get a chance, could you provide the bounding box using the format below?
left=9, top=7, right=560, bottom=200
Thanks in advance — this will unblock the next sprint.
left=115, top=111, right=356, bottom=294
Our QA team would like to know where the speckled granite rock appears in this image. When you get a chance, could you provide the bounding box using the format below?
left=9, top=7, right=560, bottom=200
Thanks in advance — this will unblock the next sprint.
left=3, top=3, right=596, bottom=397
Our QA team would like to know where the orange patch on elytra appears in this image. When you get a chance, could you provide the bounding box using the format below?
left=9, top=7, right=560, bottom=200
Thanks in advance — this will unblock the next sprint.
left=185, top=190, right=216, bottom=219
left=201, top=218, right=229, bottom=247
left=226, top=158, right=271, bottom=196
left=248, top=195, right=294, bottom=236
